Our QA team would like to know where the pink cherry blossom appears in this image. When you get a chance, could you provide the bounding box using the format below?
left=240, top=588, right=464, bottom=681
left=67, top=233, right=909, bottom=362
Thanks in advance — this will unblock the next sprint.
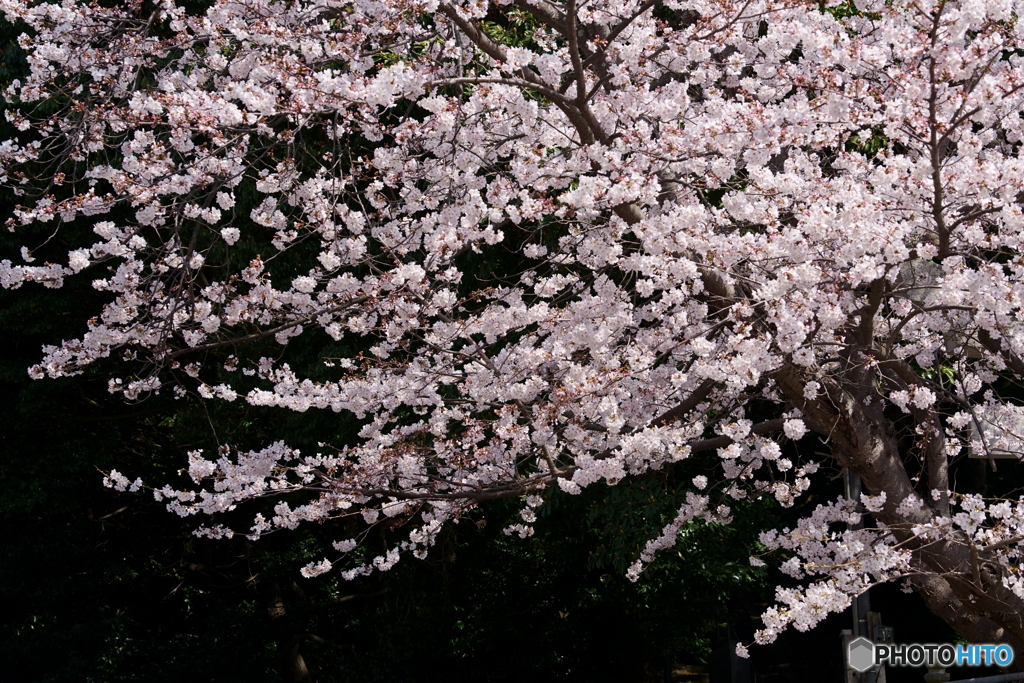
left=5, top=0, right=1024, bottom=654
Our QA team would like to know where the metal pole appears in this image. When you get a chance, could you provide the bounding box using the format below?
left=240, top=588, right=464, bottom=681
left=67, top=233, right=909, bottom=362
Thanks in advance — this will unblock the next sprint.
left=845, top=468, right=874, bottom=683
left=845, top=470, right=861, bottom=637
left=848, top=472, right=871, bottom=639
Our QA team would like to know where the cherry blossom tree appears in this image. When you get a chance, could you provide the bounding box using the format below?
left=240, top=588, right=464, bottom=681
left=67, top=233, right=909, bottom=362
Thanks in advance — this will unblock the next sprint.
left=4, top=0, right=1024, bottom=658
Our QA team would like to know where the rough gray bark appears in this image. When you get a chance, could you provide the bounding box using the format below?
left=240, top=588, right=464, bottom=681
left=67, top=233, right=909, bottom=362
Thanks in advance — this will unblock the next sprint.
left=775, top=358, right=1024, bottom=669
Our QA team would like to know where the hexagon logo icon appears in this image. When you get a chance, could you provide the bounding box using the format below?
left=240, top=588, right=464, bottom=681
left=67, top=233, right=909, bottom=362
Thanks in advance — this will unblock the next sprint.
left=848, top=637, right=876, bottom=672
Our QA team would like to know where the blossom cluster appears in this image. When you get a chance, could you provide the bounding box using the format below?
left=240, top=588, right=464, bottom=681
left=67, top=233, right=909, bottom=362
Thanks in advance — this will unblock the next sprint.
left=5, top=0, right=1024, bottom=647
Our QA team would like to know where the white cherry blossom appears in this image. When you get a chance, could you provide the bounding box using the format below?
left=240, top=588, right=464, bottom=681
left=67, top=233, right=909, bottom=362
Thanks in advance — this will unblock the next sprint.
left=4, top=0, right=1024, bottom=655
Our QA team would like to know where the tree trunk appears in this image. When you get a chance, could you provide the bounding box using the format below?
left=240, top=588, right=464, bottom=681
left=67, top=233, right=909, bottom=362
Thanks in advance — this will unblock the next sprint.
left=777, top=361, right=1024, bottom=669
left=264, top=581, right=314, bottom=683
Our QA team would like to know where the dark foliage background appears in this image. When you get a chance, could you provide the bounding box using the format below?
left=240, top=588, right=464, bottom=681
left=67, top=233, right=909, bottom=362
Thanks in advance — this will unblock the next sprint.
left=0, top=13, right=774, bottom=681
left=0, top=10, right=1012, bottom=683
left=0, top=289, right=775, bottom=683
